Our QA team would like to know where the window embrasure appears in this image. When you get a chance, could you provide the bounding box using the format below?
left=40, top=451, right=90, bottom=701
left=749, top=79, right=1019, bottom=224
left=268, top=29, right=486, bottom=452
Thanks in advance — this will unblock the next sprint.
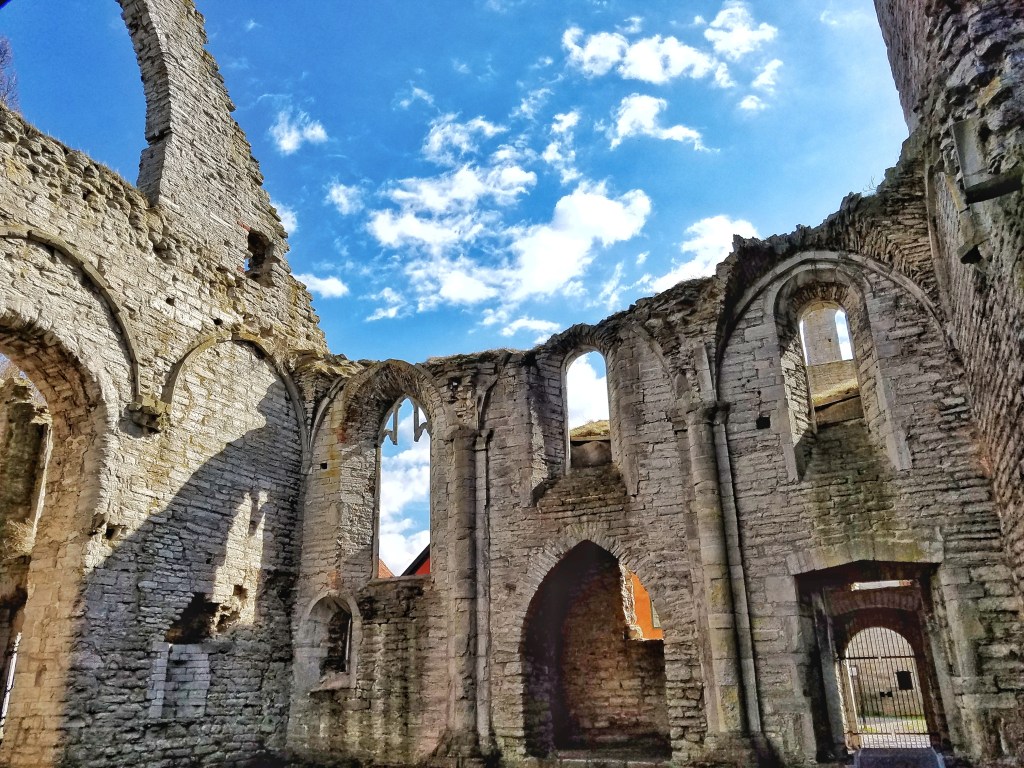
left=376, top=397, right=431, bottom=579
left=565, top=351, right=611, bottom=469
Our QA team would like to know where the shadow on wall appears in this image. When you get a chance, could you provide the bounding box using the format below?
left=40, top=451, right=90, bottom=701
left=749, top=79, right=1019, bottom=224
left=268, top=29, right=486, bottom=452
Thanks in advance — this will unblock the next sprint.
left=55, top=345, right=303, bottom=766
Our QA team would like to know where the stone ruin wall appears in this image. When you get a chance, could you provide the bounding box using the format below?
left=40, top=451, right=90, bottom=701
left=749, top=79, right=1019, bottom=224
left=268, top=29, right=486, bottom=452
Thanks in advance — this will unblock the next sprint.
left=0, top=0, right=1021, bottom=766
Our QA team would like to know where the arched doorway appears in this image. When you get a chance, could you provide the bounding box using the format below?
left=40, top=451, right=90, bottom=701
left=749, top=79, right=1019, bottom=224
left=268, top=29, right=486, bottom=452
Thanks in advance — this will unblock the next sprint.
left=838, top=627, right=930, bottom=749
left=521, top=541, right=669, bottom=760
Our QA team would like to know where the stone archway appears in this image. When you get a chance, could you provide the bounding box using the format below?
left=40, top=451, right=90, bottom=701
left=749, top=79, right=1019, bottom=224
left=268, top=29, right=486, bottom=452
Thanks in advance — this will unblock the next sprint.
left=521, top=541, right=670, bottom=759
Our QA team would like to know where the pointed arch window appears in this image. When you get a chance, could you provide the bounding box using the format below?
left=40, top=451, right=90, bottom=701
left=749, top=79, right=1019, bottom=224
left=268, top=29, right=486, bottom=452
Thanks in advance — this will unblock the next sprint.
left=565, top=351, right=611, bottom=469
left=375, top=397, right=431, bottom=579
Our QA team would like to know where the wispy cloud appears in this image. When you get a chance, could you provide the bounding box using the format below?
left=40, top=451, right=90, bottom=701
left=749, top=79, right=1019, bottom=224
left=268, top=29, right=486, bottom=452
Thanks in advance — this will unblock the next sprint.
left=269, top=109, right=328, bottom=155
left=423, top=114, right=506, bottom=165
left=326, top=182, right=363, bottom=216
left=295, top=273, right=350, bottom=298
left=703, top=2, right=777, bottom=61
left=542, top=110, right=582, bottom=184
left=752, top=58, right=783, bottom=91
left=500, top=317, right=561, bottom=344
left=645, top=214, right=757, bottom=292
left=398, top=86, right=435, bottom=110
left=366, top=287, right=406, bottom=321
left=609, top=94, right=707, bottom=150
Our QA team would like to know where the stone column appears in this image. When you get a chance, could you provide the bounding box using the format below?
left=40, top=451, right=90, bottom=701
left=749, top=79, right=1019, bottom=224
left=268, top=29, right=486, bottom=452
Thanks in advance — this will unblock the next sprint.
left=442, top=425, right=481, bottom=757
left=674, top=400, right=748, bottom=746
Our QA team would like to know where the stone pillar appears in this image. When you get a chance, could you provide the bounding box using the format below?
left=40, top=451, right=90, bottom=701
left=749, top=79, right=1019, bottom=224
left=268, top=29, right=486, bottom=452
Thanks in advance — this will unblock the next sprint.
left=441, top=426, right=481, bottom=758
left=674, top=400, right=752, bottom=756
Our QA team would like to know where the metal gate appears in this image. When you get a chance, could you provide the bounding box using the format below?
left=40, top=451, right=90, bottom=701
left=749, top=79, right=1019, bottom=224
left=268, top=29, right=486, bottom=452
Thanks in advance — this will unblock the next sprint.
left=838, top=627, right=931, bottom=749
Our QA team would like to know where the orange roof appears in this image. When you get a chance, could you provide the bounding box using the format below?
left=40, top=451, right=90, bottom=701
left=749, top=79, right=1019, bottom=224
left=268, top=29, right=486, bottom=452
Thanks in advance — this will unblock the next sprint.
left=377, top=558, right=394, bottom=579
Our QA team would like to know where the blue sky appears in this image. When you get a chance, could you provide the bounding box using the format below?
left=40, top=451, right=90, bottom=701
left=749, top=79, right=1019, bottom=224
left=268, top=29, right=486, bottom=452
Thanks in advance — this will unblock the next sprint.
left=2, top=0, right=907, bottom=364
left=1, top=0, right=905, bottom=575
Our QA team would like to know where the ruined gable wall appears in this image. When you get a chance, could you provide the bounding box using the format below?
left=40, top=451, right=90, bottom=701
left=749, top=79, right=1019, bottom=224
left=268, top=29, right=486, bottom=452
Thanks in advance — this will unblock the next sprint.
left=0, top=0, right=328, bottom=764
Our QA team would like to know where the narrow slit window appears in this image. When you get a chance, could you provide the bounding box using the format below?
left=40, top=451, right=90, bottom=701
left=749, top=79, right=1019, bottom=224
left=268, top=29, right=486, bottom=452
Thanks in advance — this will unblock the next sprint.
left=376, top=397, right=430, bottom=578
left=566, top=351, right=610, bottom=468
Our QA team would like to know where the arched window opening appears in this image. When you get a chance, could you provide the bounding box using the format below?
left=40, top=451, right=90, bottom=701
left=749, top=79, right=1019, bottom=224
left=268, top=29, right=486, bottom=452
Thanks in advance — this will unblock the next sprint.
left=522, top=542, right=669, bottom=759
left=838, top=628, right=929, bottom=750
left=0, top=355, right=50, bottom=741
left=566, top=351, right=611, bottom=469
left=294, top=596, right=358, bottom=694
left=321, top=608, right=353, bottom=677
left=376, top=397, right=430, bottom=579
left=798, top=302, right=863, bottom=426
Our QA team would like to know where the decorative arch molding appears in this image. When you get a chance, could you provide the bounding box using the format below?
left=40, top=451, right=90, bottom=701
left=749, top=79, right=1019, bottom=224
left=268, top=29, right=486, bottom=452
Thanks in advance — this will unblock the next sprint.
left=312, top=358, right=452, bottom=448
left=0, top=227, right=141, bottom=403
left=785, top=537, right=944, bottom=577
left=159, top=333, right=310, bottom=469
left=716, top=250, right=950, bottom=383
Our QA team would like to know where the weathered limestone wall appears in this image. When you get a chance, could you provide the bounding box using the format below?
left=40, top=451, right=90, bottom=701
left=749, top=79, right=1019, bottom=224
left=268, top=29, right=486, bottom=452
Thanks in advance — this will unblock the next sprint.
left=289, top=361, right=450, bottom=764
left=0, top=0, right=1022, bottom=766
left=0, top=0, right=325, bottom=763
left=875, top=0, right=1024, bottom=603
left=717, top=250, right=1024, bottom=763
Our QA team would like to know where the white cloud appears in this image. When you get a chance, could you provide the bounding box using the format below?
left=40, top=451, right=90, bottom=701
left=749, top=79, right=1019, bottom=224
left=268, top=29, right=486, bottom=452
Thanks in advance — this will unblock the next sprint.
left=295, top=273, right=350, bottom=298
left=368, top=210, right=478, bottom=253
left=597, top=262, right=626, bottom=310
left=398, top=86, right=435, bottom=109
left=552, top=111, right=581, bottom=134
left=326, top=182, right=363, bottom=216
left=704, top=2, right=777, bottom=61
left=500, top=317, right=560, bottom=344
left=647, top=214, right=757, bottom=292
left=275, top=203, right=298, bottom=234
left=563, top=27, right=629, bottom=77
left=620, top=35, right=716, bottom=83
left=244, top=19, right=259, bottom=32
left=423, top=114, right=505, bottom=165
left=621, top=16, right=643, bottom=35
left=713, top=62, right=736, bottom=88
left=269, top=109, right=328, bottom=155
left=609, top=94, right=707, bottom=150
left=739, top=94, right=767, bottom=111
left=507, top=183, right=650, bottom=300
left=515, top=87, right=552, bottom=119
left=566, top=353, right=609, bottom=429
left=752, top=58, right=783, bottom=91
left=564, top=27, right=719, bottom=85
left=387, top=163, right=536, bottom=214
left=543, top=111, right=582, bottom=185
left=366, top=287, right=406, bottom=321
left=820, top=8, right=873, bottom=29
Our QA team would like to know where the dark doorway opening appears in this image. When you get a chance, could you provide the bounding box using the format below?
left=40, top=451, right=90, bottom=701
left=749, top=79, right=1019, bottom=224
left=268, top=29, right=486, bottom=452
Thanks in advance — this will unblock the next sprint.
left=521, top=541, right=670, bottom=760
